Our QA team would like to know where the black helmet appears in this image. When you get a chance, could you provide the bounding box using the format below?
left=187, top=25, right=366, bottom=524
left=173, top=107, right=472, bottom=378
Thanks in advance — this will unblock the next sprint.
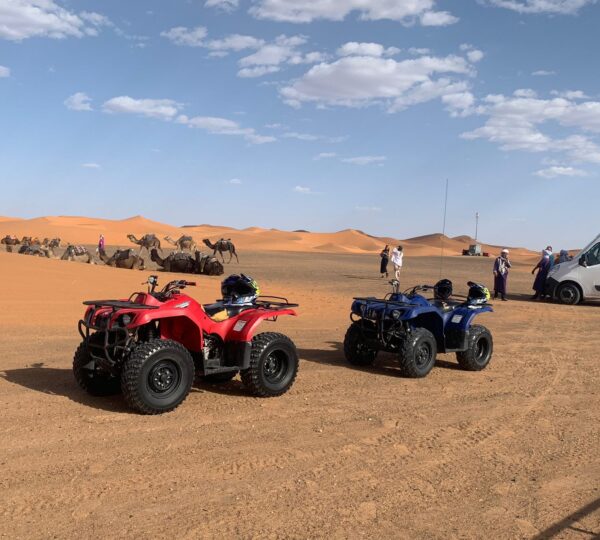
left=221, top=274, right=260, bottom=305
left=467, top=281, right=491, bottom=305
left=434, top=279, right=453, bottom=301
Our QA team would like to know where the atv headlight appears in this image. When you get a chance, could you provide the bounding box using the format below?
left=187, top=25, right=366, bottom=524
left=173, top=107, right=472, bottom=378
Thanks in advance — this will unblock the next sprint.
left=392, top=310, right=402, bottom=320
left=120, top=313, right=132, bottom=326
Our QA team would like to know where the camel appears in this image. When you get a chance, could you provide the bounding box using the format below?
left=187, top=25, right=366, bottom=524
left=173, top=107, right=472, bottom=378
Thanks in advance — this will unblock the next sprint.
left=61, top=245, right=94, bottom=264
left=1, top=235, right=20, bottom=246
left=164, top=235, right=197, bottom=253
left=150, top=249, right=224, bottom=276
left=42, top=237, right=61, bottom=248
left=18, top=244, right=54, bottom=257
left=98, top=247, right=145, bottom=270
left=203, top=238, right=239, bottom=263
left=127, top=233, right=162, bottom=255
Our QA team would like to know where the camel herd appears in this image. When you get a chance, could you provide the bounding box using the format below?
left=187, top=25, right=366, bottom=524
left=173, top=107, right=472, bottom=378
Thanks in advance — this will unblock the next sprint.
left=0, top=233, right=239, bottom=277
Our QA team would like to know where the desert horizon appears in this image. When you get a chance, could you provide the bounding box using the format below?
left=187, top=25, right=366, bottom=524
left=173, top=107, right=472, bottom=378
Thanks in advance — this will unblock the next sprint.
left=0, top=214, right=547, bottom=262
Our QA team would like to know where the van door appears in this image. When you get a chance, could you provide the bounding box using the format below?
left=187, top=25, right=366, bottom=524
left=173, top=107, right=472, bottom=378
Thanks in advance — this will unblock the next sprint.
left=581, top=242, right=600, bottom=298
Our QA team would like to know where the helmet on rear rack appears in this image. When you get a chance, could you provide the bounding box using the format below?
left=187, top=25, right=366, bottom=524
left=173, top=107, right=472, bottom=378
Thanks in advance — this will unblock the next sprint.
left=467, top=281, right=491, bottom=305
left=221, top=274, right=260, bottom=305
left=434, top=279, right=453, bottom=301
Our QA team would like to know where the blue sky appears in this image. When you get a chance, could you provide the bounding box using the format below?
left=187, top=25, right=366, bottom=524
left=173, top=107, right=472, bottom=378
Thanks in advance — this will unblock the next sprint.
left=1, top=0, right=599, bottom=249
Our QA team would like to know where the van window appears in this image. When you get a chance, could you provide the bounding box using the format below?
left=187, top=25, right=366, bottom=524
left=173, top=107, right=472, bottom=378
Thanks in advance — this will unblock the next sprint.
left=586, top=243, right=600, bottom=266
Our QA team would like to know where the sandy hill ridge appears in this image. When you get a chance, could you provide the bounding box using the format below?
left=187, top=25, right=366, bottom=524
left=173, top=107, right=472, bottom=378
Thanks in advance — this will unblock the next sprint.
left=0, top=215, right=537, bottom=259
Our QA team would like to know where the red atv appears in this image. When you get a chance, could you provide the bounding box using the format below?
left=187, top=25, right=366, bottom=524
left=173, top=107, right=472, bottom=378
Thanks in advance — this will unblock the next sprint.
left=74, top=275, right=299, bottom=414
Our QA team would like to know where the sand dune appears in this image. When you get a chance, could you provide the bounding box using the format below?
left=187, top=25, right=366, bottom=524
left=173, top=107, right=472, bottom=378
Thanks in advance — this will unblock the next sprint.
left=0, top=215, right=538, bottom=259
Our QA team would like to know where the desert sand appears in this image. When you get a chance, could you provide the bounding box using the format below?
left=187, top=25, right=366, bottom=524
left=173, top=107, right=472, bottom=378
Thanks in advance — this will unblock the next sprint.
left=0, top=215, right=539, bottom=261
left=0, top=219, right=598, bottom=539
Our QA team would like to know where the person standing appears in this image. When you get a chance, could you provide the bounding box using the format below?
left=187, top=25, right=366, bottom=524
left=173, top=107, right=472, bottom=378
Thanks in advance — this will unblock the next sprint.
left=97, top=234, right=105, bottom=254
left=531, top=247, right=552, bottom=300
left=391, top=245, right=404, bottom=282
left=493, top=248, right=511, bottom=301
left=379, top=245, right=390, bottom=278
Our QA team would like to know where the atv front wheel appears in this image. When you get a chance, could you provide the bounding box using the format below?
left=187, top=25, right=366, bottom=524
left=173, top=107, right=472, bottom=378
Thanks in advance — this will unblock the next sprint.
left=456, top=325, right=493, bottom=371
left=73, top=335, right=121, bottom=396
left=399, top=328, right=437, bottom=378
left=121, top=339, right=195, bottom=414
left=343, top=322, right=377, bottom=366
left=241, top=333, right=298, bottom=397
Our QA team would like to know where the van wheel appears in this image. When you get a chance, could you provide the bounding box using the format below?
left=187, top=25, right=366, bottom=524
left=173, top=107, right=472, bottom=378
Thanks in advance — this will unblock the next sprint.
left=557, top=283, right=581, bottom=305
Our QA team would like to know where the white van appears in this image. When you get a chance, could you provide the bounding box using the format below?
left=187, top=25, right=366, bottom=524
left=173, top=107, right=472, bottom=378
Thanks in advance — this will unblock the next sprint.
left=546, top=233, right=600, bottom=304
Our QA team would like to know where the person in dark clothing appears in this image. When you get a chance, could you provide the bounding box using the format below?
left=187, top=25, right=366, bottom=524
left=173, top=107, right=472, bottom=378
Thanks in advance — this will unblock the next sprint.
left=531, top=247, right=552, bottom=300
left=379, top=245, right=390, bottom=278
left=493, top=248, right=511, bottom=301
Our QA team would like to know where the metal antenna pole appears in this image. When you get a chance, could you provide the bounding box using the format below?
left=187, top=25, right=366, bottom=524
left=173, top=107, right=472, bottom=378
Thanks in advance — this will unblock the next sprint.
left=440, top=179, right=449, bottom=277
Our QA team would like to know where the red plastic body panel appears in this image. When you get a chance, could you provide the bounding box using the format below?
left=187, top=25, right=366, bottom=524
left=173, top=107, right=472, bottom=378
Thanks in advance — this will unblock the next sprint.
left=83, top=291, right=297, bottom=353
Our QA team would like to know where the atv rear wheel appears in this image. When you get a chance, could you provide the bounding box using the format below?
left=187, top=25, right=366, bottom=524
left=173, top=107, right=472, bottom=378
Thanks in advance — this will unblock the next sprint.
left=121, top=339, right=194, bottom=414
left=399, top=328, right=437, bottom=378
left=344, top=322, right=377, bottom=366
left=241, top=333, right=298, bottom=397
left=456, top=325, right=493, bottom=371
left=202, top=371, right=238, bottom=384
left=73, top=335, right=121, bottom=396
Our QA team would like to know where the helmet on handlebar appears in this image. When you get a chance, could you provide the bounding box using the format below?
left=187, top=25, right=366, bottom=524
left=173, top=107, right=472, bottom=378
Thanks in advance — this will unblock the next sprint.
left=221, top=274, right=260, bottom=305
left=434, top=279, right=453, bottom=301
left=467, top=281, right=490, bottom=305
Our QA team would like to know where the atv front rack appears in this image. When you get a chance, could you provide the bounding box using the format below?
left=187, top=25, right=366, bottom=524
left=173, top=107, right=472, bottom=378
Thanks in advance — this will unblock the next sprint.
left=79, top=300, right=159, bottom=372
left=83, top=300, right=160, bottom=310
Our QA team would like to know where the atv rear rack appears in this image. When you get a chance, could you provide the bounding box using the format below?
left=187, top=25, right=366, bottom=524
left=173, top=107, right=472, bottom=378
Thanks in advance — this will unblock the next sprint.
left=254, top=296, right=299, bottom=309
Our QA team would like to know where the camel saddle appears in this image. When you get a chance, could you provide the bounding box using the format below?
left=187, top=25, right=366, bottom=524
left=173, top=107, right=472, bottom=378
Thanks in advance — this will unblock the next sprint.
left=71, top=245, right=88, bottom=256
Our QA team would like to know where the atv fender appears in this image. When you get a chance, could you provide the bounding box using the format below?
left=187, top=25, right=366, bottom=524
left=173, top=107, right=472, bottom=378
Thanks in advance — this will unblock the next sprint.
left=224, top=308, right=297, bottom=343
left=443, top=305, right=493, bottom=351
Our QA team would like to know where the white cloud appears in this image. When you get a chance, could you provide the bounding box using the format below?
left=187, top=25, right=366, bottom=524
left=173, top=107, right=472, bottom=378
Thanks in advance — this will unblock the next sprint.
left=103, top=96, right=182, bottom=120
left=238, top=65, right=281, bottom=78
left=0, top=65, right=10, bottom=77
left=177, top=115, right=276, bottom=144
left=280, top=52, right=475, bottom=110
left=294, top=185, right=318, bottom=194
left=207, top=34, right=264, bottom=51
left=237, top=34, right=325, bottom=77
left=534, top=166, right=588, bottom=178
left=408, top=47, right=431, bottom=55
left=161, top=26, right=207, bottom=47
left=461, top=92, right=600, bottom=163
left=420, top=10, right=458, bottom=25
left=485, top=0, right=595, bottom=14
left=82, top=162, right=101, bottom=169
left=337, top=42, right=400, bottom=57
left=228, top=178, right=242, bottom=184
left=442, top=91, right=476, bottom=117
left=64, top=92, right=92, bottom=111
left=342, top=155, right=386, bottom=165
left=249, top=0, right=458, bottom=26
left=551, top=90, right=589, bottom=100
left=205, top=0, right=239, bottom=11
left=0, top=1, right=109, bottom=41
left=314, top=152, right=337, bottom=159
left=283, top=132, right=344, bottom=142
left=532, top=69, right=556, bottom=76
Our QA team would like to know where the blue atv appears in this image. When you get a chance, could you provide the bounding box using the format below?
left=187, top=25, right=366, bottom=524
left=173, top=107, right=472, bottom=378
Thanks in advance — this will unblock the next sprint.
left=344, top=280, right=494, bottom=378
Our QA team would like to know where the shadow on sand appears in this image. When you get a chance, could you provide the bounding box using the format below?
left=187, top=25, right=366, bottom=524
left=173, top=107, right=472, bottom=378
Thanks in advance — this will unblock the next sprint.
left=0, top=363, right=250, bottom=413
left=298, top=341, right=462, bottom=378
left=531, top=496, right=600, bottom=539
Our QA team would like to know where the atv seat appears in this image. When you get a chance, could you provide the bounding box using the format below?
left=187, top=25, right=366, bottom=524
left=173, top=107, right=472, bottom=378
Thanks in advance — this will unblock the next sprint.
left=202, top=302, right=254, bottom=322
